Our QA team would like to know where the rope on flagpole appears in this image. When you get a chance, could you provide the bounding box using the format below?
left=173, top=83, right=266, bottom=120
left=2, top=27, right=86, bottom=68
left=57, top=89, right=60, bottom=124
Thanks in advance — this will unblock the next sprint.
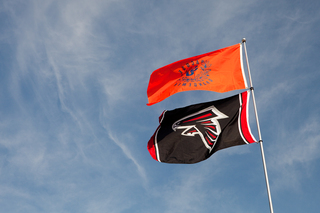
left=242, top=38, right=274, bottom=213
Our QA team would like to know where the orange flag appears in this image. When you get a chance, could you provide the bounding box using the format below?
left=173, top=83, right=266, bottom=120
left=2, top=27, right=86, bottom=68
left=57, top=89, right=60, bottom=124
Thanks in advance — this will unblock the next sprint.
left=147, top=43, right=248, bottom=106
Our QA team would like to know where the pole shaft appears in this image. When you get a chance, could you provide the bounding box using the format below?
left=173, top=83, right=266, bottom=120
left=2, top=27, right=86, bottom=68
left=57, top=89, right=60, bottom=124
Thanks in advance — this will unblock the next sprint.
left=242, top=39, right=274, bottom=213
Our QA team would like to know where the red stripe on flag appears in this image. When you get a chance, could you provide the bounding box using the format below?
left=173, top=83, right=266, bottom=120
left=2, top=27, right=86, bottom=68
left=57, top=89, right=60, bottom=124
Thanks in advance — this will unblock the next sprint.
left=205, top=125, right=216, bottom=130
left=201, top=121, right=212, bottom=124
left=147, top=134, right=158, bottom=161
left=207, top=130, right=217, bottom=139
left=182, top=113, right=212, bottom=123
left=240, top=91, right=256, bottom=143
left=205, top=137, right=213, bottom=145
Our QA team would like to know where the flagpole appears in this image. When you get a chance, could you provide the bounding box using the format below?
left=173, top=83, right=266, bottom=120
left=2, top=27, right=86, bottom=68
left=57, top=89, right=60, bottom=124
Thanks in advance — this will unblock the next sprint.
left=242, top=38, right=274, bottom=213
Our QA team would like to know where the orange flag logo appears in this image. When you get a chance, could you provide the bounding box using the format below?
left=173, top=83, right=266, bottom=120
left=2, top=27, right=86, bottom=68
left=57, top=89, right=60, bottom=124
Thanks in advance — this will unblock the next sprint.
left=147, top=43, right=248, bottom=106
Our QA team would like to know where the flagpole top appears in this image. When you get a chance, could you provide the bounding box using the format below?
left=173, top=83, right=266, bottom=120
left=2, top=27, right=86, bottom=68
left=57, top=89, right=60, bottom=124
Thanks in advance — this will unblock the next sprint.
left=242, top=38, right=246, bottom=43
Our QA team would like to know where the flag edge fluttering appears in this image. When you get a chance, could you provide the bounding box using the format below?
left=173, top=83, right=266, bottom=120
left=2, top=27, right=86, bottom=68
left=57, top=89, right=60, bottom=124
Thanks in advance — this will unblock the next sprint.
left=147, top=90, right=257, bottom=164
left=146, top=43, right=248, bottom=106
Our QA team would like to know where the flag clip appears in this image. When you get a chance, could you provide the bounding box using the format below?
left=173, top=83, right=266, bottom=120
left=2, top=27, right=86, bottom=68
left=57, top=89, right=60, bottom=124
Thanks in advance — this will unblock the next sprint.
left=250, top=87, right=254, bottom=91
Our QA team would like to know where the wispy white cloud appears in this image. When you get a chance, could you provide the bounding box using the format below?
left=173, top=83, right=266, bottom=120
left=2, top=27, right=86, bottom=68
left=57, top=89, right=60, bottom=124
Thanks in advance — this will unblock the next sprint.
left=100, top=105, right=147, bottom=182
left=269, top=116, right=320, bottom=191
left=1, top=0, right=320, bottom=212
left=147, top=156, right=260, bottom=213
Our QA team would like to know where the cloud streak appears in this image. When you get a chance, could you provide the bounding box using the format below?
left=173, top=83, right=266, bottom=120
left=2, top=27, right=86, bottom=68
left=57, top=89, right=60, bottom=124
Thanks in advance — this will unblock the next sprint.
left=1, top=0, right=320, bottom=212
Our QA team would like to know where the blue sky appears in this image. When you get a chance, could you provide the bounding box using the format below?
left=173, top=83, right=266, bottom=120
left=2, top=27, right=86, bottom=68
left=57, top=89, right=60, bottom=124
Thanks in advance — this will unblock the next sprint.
left=0, top=0, right=319, bottom=212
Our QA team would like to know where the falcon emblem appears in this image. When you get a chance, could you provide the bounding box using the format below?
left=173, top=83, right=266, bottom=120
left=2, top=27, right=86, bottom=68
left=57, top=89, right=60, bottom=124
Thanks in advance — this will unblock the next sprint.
left=172, top=106, right=228, bottom=152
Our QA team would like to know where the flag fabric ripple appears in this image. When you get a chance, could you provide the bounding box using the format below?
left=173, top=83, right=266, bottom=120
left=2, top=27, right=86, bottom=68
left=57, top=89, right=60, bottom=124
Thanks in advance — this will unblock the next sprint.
left=147, top=43, right=248, bottom=106
left=147, top=91, right=256, bottom=164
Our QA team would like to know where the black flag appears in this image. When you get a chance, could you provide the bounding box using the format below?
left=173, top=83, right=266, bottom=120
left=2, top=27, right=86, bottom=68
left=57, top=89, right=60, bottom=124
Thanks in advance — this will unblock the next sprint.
left=147, top=91, right=256, bottom=164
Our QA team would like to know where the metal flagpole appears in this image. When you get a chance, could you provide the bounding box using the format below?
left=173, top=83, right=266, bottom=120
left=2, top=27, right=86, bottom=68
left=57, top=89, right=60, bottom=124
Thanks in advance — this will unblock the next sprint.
left=241, top=38, right=274, bottom=213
